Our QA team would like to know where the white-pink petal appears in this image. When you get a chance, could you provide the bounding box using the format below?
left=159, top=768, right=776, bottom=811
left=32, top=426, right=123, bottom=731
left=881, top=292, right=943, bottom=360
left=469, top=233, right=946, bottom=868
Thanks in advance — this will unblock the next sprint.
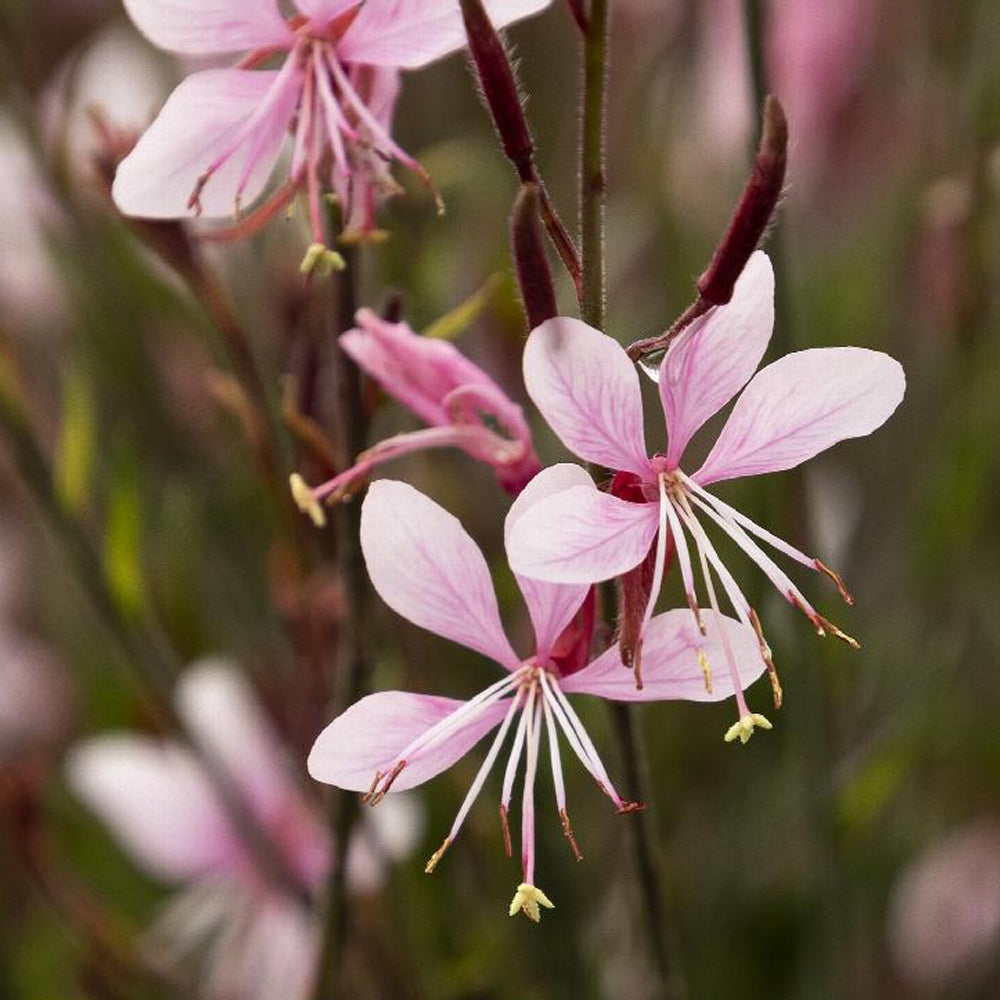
left=695, top=347, right=906, bottom=485
left=504, top=464, right=592, bottom=655
left=339, top=0, right=551, bottom=70
left=524, top=317, right=651, bottom=475
left=122, top=0, right=292, bottom=55
left=506, top=480, right=659, bottom=584
left=66, top=736, right=231, bottom=881
left=308, top=691, right=509, bottom=792
left=562, top=610, right=764, bottom=702
left=113, top=68, right=299, bottom=220
left=658, top=250, right=774, bottom=467
left=360, top=480, right=520, bottom=670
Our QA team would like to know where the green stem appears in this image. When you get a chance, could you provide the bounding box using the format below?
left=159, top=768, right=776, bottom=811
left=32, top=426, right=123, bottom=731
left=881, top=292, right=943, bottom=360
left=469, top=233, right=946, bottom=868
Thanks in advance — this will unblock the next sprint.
left=310, top=245, right=370, bottom=1000
left=580, top=6, right=683, bottom=996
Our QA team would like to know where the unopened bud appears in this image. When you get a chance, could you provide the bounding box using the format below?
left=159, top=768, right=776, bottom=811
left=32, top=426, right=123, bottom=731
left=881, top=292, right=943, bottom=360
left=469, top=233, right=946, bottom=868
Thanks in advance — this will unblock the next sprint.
left=510, top=184, right=557, bottom=329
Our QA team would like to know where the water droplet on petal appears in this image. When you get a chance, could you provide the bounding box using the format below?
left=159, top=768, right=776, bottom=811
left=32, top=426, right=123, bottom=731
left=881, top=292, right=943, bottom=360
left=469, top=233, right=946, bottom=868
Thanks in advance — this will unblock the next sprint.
left=637, top=350, right=666, bottom=383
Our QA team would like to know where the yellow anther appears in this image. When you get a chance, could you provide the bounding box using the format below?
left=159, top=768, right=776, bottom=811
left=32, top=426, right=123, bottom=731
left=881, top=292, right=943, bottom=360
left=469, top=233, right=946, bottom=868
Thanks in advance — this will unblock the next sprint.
left=724, top=712, right=773, bottom=746
left=424, top=838, right=450, bottom=874
left=289, top=473, right=326, bottom=528
left=300, top=242, right=346, bottom=278
left=508, top=883, right=555, bottom=923
left=697, top=649, right=713, bottom=694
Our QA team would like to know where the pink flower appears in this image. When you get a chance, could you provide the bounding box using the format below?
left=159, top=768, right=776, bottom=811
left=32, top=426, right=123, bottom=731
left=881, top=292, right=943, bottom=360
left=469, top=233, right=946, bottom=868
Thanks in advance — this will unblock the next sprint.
left=68, top=660, right=420, bottom=999
left=113, top=0, right=551, bottom=246
left=291, top=308, right=541, bottom=524
left=308, top=477, right=763, bottom=921
left=506, top=251, right=905, bottom=741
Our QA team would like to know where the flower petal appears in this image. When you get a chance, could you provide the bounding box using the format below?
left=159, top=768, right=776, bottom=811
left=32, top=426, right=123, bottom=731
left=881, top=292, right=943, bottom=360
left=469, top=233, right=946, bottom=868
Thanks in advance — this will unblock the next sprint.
left=524, top=318, right=650, bottom=475
left=122, top=0, right=292, bottom=55
left=338, top=0, right=552, bottom=69
left=361, top=480, right=520, bottom=669
left=504, top=465, right=592, bottom=654
left=176, top=660, right=293, bottom=819
left=695, top=347, right=906, bottom=485
left=308, top=691, right=509, bottom=792
left=562, top=610, right=764, bottom=701
left=658, top=250, right=774, bottom=467
left=66, top=736, right=231, bottom=881
left=113, top=67, right=299, bottom=220
left=506, top=479, right=660, bottom=584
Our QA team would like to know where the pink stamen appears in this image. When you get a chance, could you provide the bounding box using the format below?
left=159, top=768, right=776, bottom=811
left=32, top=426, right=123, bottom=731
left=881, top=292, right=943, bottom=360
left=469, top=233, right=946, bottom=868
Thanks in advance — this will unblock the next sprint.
left=663, top=486, right=703, bottom=633
left=540, top=695, right=582, bottom=861
left=311, top=42, right=354, bottom=177
left=500, top=683, right=534, bottom=813
left=520, top=689, right=543, bottom=884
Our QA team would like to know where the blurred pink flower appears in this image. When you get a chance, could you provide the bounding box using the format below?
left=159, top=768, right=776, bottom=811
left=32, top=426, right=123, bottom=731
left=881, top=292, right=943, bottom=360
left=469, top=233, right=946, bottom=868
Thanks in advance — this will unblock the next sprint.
left=68, top=660, right=420, bottom=1000
left=0, top=635, right=71, bottom=762
left=888, top=821, right=1000, bottom=990
left=113, top=0, right=551, bottom=245
left=291, top=308, right=541, bottom=524
left=308, top=478, right=763, bottom=921
left=506, top=252, right=905, bottom=739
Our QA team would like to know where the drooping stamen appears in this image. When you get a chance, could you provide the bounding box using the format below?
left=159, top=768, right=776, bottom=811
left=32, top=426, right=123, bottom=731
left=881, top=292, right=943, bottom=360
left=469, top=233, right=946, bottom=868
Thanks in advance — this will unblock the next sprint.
left=425, top=687, right=525, bottom=873
left=674, top=492, right=751, bottom=722
left=681, top=473, right=854, bottom=605
left=663, top=485, right=703, bottom=634
left=500, top=682, right=534, bottom=817
left=788, top=593, right=861, bottom=649
left=540, top=673, right=642, bottom=813
left=520, top=689, right=543, bottom=886
left=540, top=692, right=582, bottom=861
left=749, top=607, right=782, bottom=709
left=311, top=41, right=356, bottom=178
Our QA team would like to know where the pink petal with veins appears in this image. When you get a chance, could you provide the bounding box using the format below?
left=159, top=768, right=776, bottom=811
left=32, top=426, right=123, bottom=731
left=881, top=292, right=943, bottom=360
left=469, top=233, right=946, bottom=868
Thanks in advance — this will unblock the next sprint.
left=361, top=480, right=521, bottom=670
left=524, top=317, right=651, bottom=475
left=339, top=0, right=552, bottom=69
left=507, top=478, right=660, bottom=584
left=696, top=347, right=906, bottom=485
left=563, top=610, right=764, bottom=701
left=113, top=67, right=301, bottom=219
left=658, top=250, right=774, bottom=467
left=122, top=0, right=292, bottom=55
left=504, top=465, right=592, bottom=655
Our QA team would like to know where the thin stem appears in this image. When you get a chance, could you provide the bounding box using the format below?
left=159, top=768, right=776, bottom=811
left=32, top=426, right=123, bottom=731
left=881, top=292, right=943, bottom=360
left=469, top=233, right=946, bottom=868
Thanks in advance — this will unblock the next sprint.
left=310, top=244, right=370, bottom=1000
left=578, top=4, right=683, bottom=994
left=580, top=0, right=608, bottom=329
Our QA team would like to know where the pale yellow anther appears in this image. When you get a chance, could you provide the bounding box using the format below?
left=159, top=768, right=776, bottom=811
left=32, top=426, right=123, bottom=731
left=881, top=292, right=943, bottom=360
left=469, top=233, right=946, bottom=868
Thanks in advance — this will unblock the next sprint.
left=289, top=473, right=326, bottom=528
left=300, top=242, right=346, bottom=278
left=697, top=649, right=713, bottom=694
left=508, top=882, right=555, bottom=923
left=724, top=712, right=773, bottom=745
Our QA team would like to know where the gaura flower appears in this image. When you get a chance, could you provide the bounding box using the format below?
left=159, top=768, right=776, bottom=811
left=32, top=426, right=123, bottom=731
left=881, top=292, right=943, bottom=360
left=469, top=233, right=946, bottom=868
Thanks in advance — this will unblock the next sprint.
left=506, top=251, right=905, bottom=739
left=308, top=476, right=763, bottom=920
left=68, top=660, right=420, bottom=1000
left=113, top=0, right=551, bottom=248
left=291, top=307, right=541, bottom=525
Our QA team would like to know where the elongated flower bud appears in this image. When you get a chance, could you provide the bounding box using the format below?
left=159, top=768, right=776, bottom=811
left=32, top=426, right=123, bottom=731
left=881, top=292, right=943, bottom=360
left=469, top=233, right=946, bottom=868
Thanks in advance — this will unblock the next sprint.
left=697, top=95, right=788, bottom=307
left=510, top=184, right=558, bottom=329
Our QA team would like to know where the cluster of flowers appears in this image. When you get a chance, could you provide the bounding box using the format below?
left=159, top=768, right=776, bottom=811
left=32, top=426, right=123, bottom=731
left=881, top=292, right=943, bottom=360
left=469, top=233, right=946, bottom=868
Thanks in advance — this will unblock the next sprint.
left=66, top=5, right=905, bottom=994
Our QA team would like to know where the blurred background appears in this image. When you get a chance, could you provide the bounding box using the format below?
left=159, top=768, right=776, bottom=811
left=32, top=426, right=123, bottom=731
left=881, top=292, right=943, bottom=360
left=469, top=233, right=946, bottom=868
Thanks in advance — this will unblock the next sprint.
left=0, top=0, right=999, bottom=998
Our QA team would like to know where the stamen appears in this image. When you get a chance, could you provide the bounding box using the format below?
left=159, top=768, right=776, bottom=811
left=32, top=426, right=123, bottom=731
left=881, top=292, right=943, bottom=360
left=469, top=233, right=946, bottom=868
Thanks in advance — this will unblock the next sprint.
left=749, top=607, right=782, bottom=709
left=559, top=810, right=583, bottom=862
left=364, top=759, right=406, bottom=806
left=289, top=473, right=326, bottom=527
left=520, top=689, right=543, bottom=885
left=815, top=559, right=854, bottom=605
left=424, top=838, right=450, bottom=874
left=311, top=42, right=355, bottom=176
left=500, top=683, right=534, bottom=813
left=540, top=693, right=582, bottom=861
left=499, top=804, right=512, bottom=858
left=631, top=475, right=671, bottom=690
